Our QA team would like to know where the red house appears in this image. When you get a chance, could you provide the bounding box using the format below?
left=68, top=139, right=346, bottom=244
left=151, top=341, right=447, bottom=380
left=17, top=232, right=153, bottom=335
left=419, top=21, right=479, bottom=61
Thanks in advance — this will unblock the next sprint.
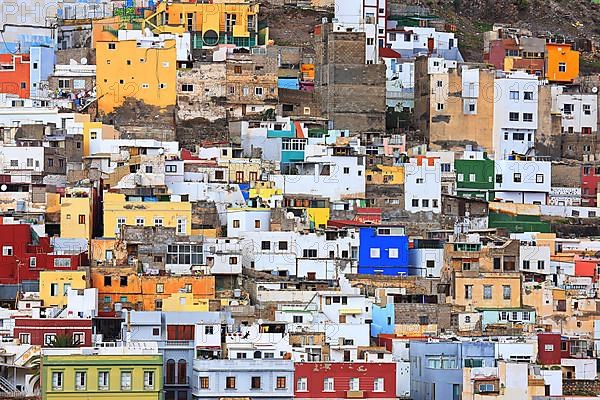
left=537, top=333, right=562, bottom=365
left=574, top=255, right=600, bottom=282
left=0, top=54, right=30, bottom=98
left=295, top=362, right=396, bottom=399
left=14, top=318, right=93, bottom=347
left=0, top=223, right=87, bottom=286
left=581, top=165, right=600, bottom=207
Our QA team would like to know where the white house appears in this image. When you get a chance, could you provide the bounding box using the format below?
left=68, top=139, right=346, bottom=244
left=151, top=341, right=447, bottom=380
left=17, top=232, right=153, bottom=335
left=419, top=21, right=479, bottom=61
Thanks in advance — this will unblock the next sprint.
left=494, top=158, right=551, bottom=204
left=333, top=0, right=387, bottom=64
left=493, top=71, right=539, bottom=160
left=227, top=208, right=271, bottom=238
left=403, top=157, right=442, bottom=213
left=554, top=87, right=598, bottom=135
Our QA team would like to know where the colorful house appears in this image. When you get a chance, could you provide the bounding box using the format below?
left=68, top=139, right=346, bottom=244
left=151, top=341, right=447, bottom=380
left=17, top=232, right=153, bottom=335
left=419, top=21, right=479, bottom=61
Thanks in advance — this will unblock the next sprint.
left=14, top=318, right=93, bottom=347
left=60, top=187, right=95, bottom=241
left=366, top=165, right=405, bottom=185
left=0, top=223, right=87, bottom=288
left=96, top=38, right=177, bottom=114
left=454, top=156, right=495, bottom=200
left=103, top=192, right=192, bottom=238
left=91, top=268, right=215, bottom=312
left=545, top=42, right=579, bottom=83
left=39, top=271, right=88, bottom=308
left=0, top=54, right=30, bottom=98
left=142, top=1, right=260, bottom=49
left=358, top=226, right=409, bottom=275
left=41, top=346, right=163, bottom=399
left=294, top=362, right=397, bottom=399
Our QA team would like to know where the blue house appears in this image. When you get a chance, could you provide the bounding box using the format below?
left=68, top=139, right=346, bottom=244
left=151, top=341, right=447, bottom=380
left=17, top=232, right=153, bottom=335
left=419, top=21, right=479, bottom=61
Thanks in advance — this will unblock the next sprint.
left=409, top=341, right=496, bottom=400
left=371, top=302, right=395, bottom=337
left=358, top=226, right=409, bottom=275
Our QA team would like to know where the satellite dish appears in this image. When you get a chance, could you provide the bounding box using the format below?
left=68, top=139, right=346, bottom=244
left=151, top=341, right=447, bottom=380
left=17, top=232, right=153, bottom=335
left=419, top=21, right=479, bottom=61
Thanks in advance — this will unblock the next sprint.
left=81, top=57, right=88, bottom=65
left=257, top=319, right=264, bottom=325
left=0, top=185, right=7, bottom=191
left=592, top=87, right=598, bottom=94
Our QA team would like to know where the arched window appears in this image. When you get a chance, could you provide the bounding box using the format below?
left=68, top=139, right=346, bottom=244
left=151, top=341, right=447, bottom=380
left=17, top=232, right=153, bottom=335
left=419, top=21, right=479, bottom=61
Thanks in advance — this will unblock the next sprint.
left=253, top=350, right=262, bottom=359
left=177, top=359, right=187, bottom=384
left=166, top=359, right=175, bottom=384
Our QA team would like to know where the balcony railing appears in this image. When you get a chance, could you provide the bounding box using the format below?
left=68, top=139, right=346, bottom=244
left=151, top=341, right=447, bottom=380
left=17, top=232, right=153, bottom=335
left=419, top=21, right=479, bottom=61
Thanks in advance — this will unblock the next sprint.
left=165, top=375, right=190, bottom=386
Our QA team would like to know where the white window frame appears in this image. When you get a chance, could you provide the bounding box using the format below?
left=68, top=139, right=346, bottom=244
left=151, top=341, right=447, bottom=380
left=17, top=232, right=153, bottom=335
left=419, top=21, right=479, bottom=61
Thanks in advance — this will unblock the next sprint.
left=98, top=371, right=109, bottom=390
left=297, top=377, right=307, bottom=392
left=349, top=377, right=360, bottom=391
left=374, top=377, right=384, bottom=392
left=75, top=371, right=87, bottom=391
left=120, top=371, right=132, bottom=391
left=19, top=333, right=30, bottom=344
left=388, top=248, right=399, bottom=259
left=323, top=377, right=334, bottom=392
left=52, top=371, right=63, bottom=391
left=154, top=217, right=163, bottom=227
left=370, top=248, right=380, bottom=258
left=143, top=370, right=155, bottom=390
left=2, top=246, right=12, bottom=256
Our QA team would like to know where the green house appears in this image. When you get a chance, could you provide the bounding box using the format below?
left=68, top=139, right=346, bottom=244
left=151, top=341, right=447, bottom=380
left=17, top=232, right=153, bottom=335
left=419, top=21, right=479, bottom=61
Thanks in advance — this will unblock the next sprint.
left=455, top=157, right=495, bottom=201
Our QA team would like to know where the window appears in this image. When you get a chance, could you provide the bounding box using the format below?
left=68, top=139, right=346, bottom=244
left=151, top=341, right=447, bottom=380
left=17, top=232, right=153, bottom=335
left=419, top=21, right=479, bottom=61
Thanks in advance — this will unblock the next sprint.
left=522, top=260, right=530, bottom=270
left=276, top=376, right=287, bottom=389
left=9, top=160, right=18, bottom=167
left=483, top=285, right=492, bottom=300
left=293, top=315, right=303, bottom=323
left=19, top=333, right=30, bottom=344
left=537, top=260, right=545, bottom=270
left=261, top=241, right=271, bottom=250
left=412, top=199, right=419, bottom=207
left=108, top=43, right=116, bottom=50
left=503, top=285, right=511, bottom=300
left=2, top=246, right=12, bottom=256
left=52, top=371, right=63, bottom=391
left=457, top=173, right=464, bottom=182
left=513, top=173, right=521, bottom=183
left=152, top=328, right=160, bottom=336
left=524, top=91, right=533, bottom=100
left=416, top=178, right=424, bottom=184
left=436, top=103, right=444, bottom=111
left=165, top=164, right=177, bottom=173
left=303, top=249, right=317, bottom=258
left=465, top=285, right=473, bottom=299
left=116, top=217, right=126, bottom=231
left=144, top=371, right=155, bottom=390
left=205, top=326, right=214, bottom=335
left=523, top=113, right=533, bottom=122
left=559, top=62, right=566, bottom=72
left=563, top=103, right=574, bottom=114
left=437, top=80, right=443, bottom=87
left=255, top=87, right=263, bottom=96
left=544, top=344, right=554, bottom=352
left=462, top=262, right=471, bottom=271
left=50, top=283, right=59, bottom=297
left=496, top=174, right=503, bottom=184
left=156, top=283, right=164, bottom=293
left=251, top=376, right=261, bottom=389
left=177, top=217, right=187, bottom=235
left=278, top=241, right=288, bottom=251
left=389, top=248, right=399, bottom=258
left=44, top=334, right=57, bottom=346
left=200, top=376, right=209, bottom=389
left=121, top=371, right=132, bottom=390
left=58, top=79, right=70, bottom=89
left=75, top=371, right=87, bottom=390
left=374, top=377, right=384, bottom=392
left=493, top=257, right=501, bottom=270
left=509, top=91, right=519, bottom=100
left=370, top=248, right=380, bottom=258
left=465, top=358, right=483, bottom=368
left=226, top=376, right=236, bottom=389
left=159, top=83, right=167, bottom=89
left=254, top=220, right=261, bottom=229
left=536, top=174, right=544, bottom=183
left=281, top=138, right=307, bottom=151
left=98, top=371, right=109, bottom=390
left=297, top=377, right=307, bottom=391
left=422, top=199, right=429, bottom=208
left=232, top=219, right=240, bottom=228
left=77, top=214, right=86, bottom=225
left=181, top=84, right=193, bottom=92
left=54, top=257, right=72, bottom=268
left=153, top=217, right=163, bottom=227
left=120, top=276, right=127, bottom=287
left=584, top=104, right=591, bottom=115
left=509, top=112, right=519, bottom=121
left=135, top=217, right=145, bottom=226
left=323, top=378, right=334, bottom=392
left=349, top=377, right=359, bottom=391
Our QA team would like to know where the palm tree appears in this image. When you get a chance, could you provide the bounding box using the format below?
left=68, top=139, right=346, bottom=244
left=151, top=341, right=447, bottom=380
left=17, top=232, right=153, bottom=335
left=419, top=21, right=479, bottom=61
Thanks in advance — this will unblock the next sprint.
left=25, top=354, right=41, bottom=394
left=47, top=333, right=81, bottom=348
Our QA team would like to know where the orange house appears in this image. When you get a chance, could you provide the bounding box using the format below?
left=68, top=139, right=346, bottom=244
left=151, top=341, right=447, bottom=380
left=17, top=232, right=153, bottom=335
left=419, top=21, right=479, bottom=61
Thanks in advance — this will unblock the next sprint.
left=545, top=43, right=579, bottom=83
left=0, top=54, right=30, bottom=98
left=91, top=268, right=215, bottom=311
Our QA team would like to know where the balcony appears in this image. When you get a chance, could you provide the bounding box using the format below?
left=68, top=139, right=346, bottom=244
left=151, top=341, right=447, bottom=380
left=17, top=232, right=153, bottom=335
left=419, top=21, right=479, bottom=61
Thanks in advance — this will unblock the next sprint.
left=165, top=375, right=190, bottom=386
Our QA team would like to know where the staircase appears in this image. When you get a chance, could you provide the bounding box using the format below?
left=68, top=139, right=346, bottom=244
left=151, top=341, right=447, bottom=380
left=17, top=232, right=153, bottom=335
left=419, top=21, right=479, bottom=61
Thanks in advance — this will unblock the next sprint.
left=0, top=375, right=19, bottom=394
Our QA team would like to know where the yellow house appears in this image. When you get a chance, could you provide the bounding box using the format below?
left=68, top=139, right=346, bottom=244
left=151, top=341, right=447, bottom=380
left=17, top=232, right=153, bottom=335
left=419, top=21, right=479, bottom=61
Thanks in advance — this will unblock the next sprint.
left=96, top=39, right=177, bottom=114
left=143, top=0, right=260, bottom=47
left=366, top=165, right=405, bottom=185
left=42, top=350, right=162, bottom=400
left=40, top=271, right=87, bottom=308
left=161, top=292, right=210, bottom=312
left=103, top=192, right=192, bottom=238
left=60, top=187, right=94, bottom=241
left=453, top=272, right=522, bottom=309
